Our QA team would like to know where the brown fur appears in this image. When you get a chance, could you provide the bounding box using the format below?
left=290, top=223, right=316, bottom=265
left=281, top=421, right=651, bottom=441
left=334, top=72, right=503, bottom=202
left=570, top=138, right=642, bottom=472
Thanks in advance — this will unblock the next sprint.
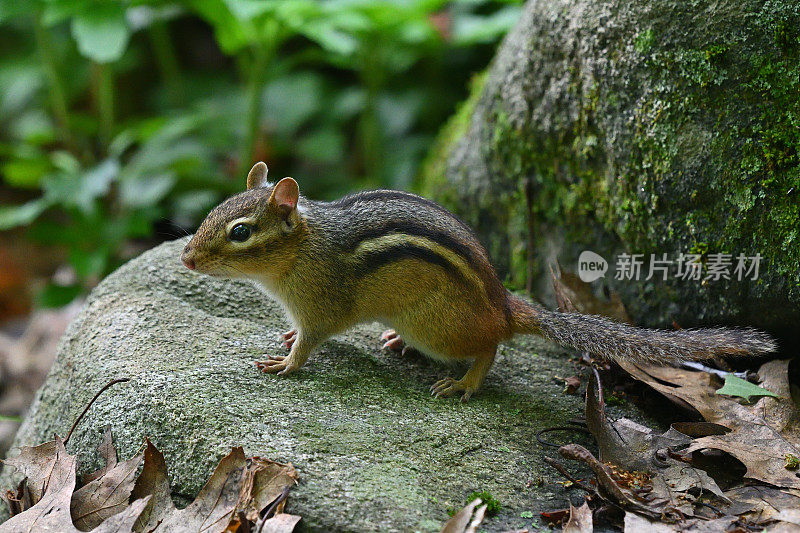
left=182, top=163, right=776, bottom=401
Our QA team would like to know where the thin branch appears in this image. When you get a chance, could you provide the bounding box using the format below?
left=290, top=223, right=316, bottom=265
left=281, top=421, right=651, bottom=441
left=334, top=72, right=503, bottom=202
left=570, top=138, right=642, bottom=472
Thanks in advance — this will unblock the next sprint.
left=64, top=378, right=130, bottom=444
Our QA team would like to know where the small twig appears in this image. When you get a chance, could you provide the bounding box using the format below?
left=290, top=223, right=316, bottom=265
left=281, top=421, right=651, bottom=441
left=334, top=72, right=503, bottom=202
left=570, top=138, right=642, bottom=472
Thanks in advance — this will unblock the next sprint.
left=681, top=361, right=747, bottom=379
left=255, top=486, right=292, bottom=533
left=592, top=366, right=605, bottom=406
left=543, top=456, right=595, bottom=494
left=559, top=444, right=661, bottom=519
left=536, top=426, right=592, bottom=448
left=694, top=501, right=725, bottom=518
left=590, top=366, right=627, bottom=445
left=64, top=378, right=130, bottom=444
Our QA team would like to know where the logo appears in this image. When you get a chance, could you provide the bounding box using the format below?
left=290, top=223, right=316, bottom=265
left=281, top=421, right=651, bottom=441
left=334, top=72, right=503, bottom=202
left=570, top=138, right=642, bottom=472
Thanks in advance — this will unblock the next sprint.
left=578, top=250, right=608, bottom=282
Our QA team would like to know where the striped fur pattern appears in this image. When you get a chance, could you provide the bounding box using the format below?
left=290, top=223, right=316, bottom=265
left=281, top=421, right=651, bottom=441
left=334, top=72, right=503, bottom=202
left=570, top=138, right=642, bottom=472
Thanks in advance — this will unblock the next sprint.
left=182, top=163, right=777, bottom=400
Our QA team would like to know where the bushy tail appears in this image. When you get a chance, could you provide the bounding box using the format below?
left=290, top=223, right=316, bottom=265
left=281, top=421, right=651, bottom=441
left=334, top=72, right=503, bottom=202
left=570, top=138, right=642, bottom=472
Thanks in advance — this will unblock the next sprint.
left=508, top=296, right=776, bottom=365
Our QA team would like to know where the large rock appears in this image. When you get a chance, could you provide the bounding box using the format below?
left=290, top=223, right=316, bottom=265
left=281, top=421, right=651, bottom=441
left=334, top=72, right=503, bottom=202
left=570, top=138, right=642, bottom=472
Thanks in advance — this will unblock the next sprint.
left=421, top=0, right=800, bottom=340
left=1, top=238, right=633, bottom=532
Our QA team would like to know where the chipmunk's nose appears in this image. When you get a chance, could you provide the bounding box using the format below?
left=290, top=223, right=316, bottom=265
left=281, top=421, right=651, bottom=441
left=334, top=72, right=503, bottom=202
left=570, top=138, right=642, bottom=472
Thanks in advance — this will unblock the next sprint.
left=181, top=246, right=196, bottom=270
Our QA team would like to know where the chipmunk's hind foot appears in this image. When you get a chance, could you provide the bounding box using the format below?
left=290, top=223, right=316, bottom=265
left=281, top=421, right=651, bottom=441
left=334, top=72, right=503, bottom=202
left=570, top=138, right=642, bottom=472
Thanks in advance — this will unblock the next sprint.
left=380, top=329, right=421, bottom=357
left=430, top=377, right=475, bottom=403
left=430, top=351, right=496, bottom=402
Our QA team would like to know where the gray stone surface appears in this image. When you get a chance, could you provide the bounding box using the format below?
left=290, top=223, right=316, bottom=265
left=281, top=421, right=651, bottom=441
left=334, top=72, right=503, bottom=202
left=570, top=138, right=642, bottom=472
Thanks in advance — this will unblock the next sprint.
left=421, top=0, right=800, bottom=340
left=1, top=238, right=621, bottom=532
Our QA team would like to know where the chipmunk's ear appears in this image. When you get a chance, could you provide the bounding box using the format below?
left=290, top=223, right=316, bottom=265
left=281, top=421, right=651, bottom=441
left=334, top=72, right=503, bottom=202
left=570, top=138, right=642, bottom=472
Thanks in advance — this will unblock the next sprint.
left=269, top=177, right=299, bottom=214
left=246, top=162, right=269, bottom=189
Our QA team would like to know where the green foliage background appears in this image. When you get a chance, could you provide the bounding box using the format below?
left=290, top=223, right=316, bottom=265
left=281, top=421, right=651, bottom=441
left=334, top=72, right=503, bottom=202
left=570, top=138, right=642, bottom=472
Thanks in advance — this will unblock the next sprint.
left=0, top=0, right=520, bottom=306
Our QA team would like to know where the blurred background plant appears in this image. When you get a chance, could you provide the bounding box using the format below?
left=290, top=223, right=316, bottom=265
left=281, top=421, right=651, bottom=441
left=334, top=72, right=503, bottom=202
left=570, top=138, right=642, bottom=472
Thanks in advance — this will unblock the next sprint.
left=0, top=0, right=521, bottom=313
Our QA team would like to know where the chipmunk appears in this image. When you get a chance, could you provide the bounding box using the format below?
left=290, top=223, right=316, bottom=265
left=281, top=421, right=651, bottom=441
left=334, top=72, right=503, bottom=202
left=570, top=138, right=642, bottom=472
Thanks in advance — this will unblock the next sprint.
left=181, top=162, right=776, bottom=401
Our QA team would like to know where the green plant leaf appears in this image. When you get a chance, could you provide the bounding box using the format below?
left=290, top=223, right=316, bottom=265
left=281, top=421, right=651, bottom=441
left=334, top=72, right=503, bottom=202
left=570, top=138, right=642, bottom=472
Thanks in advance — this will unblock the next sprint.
left=68, top=248, right=108, bottom=278
left=297, top=128, right=345, bottom=164
left=716, top=374, right=779, bottom=401
left=41, top=158, right=120, bottom=214
left=120, top=172, right=176, bottom=208
left=0, top=198, right=53, bottom=230
left=184, top=0, right=251, bottom=53
left=0, top=0, right=34, bottom=22
left=70, top=3, right=131, bottom=63
left=37, top=283, right=82, bottom=308
left=0, top=60, right=44, bottom=115
left=301, top=21, right=358, bottom=56
left=41, top=0, right=92, bottom=26
left=451, top=6, right=521, bottom=46
left=223, top=0, right=274, bottom=21
left=2, top=158, right=51, bottom=188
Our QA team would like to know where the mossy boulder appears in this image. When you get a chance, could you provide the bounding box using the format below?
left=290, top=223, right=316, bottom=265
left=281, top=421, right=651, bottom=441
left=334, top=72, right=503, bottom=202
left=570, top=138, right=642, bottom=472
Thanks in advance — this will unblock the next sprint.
left=0, top=238, right=644, bottom=532
left=421, top=0, right=800, bottom=339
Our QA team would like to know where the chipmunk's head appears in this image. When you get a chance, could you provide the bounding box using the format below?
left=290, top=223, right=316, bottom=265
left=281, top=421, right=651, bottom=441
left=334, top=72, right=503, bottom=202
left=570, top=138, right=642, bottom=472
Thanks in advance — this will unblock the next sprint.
left=181, top=162, right=306, bottom=280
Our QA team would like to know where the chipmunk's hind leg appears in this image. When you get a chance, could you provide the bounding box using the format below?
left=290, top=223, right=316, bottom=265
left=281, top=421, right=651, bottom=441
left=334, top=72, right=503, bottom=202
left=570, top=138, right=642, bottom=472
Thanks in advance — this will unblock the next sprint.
left=380, top=329, right=421, bottom=357
left=430, top=349, right=496, bottom=402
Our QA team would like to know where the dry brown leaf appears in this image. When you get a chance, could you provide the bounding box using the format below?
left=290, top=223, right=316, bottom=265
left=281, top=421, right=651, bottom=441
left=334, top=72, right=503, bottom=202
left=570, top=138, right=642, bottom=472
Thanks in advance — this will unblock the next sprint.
left=724, top=485, right=800, bottom=522
left=256, top=513, right=302, bottom=533
left=550, top=264, right=578, bottom=314
left=620, top=359, right=800, bottom=489
left=550, top=263, right=631, bottom=323
left=686, top=360, right=800, bottom=490
left=562, top=502, right=592, bottom=532
left=440, top=498, right=487, bottom=533
left=557, top=444, right=662, bottom=519
left=135, top=445, right=247, bottom=533
left=3, top=431, right=302, bottom=533
left=3, top=477, right=35, bottom=516
left=585, top=369, right=728, bottom=508
left=540, top=508, right=570, bottom=525
left=774, top=509, right=800, bottom=526
left=765, top=522, right=800, bottom=533
left=81, top=426, right=118, bottom=485
left=0, top=436, right=149, bottom=533
left=241, top=457, right=299, bottom=523
left=623, top=512, right=738, bottom=532
left=551, top=264, right=800, bottom=528
left=130, top=440, right=301, bottom=533
left=71, top=448, right=143, bottom=530
left=563, top=376, right=581, bottom=395
left=130, top=440, right=174, bottom=533
left=1, top=439, right=58, bottom=504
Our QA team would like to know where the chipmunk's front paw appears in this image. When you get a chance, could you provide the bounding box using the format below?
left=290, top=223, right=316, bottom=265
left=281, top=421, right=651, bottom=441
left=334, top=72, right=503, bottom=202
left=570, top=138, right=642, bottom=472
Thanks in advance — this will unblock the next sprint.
left=280, top=329, right=297, bottom=350
left=430, top=377, right=474, bottom=402
left=380, top=329, right=404, bottom=352
left=380, top=330, right=421, bottom=357
left=255, top=355, right=299, bottom=376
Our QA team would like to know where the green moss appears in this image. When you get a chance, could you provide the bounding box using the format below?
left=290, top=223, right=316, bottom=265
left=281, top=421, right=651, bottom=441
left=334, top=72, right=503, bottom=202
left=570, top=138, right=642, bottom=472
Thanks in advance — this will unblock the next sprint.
left=614, top=2, right=800, bottom=295
left=418, top=71, right=487, bottom=204
left=426, top=0, right=800, bottom=331
left=468, top=491, right=501, bottom=516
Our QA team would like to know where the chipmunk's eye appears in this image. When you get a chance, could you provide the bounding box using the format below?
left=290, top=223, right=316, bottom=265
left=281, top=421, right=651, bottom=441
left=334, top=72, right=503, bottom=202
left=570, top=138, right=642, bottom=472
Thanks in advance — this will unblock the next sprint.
left=229, top=223, right=252, bottom=242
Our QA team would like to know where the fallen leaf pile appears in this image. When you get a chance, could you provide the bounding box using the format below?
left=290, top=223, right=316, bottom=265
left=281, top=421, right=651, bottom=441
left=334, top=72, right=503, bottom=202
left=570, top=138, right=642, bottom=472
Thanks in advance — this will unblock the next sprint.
left=0, top=427, right=300, bottom=533
left=544, top=266, right=800, bottom=532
